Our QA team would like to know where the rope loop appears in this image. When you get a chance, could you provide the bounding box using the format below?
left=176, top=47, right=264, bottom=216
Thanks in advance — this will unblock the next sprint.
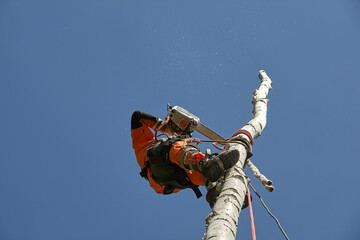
left=231, top=129, right=254, bottom=145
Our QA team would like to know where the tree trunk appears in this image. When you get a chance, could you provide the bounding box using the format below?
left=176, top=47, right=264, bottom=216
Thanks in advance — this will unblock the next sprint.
left=204, top=70, right=273, bottom=240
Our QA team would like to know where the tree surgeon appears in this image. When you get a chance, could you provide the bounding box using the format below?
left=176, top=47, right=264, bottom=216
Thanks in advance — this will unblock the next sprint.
left=131, top=110, right=246, bottom=207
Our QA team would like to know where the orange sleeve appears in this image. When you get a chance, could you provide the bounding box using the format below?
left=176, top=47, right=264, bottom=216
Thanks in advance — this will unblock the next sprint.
left=131, top=111, right=157, bottom=168
left=131, top=110, right=182, bottom=194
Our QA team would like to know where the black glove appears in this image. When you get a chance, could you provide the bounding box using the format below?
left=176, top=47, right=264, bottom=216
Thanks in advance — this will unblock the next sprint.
left=206, top=186, right=220, bottom=208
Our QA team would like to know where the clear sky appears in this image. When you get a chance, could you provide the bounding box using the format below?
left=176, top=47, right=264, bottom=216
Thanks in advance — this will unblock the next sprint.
left=1, top=1, right=359, bottom=239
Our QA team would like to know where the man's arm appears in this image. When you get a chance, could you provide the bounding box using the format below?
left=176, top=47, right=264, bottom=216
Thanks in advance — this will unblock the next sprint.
left=131, top=110, right=173, bottom=134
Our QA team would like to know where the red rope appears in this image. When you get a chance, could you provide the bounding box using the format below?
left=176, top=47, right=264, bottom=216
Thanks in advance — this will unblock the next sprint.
left=190, top=139, right=202, bottom=146
left=247, top=186, right=256, bottom=240
left=212, top=142, right=226, bottom=150
left=232, top=129, right=254, bottom=145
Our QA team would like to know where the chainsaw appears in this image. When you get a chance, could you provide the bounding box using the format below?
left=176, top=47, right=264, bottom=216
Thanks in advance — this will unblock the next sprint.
left=166, top=104, right=225, bottom=143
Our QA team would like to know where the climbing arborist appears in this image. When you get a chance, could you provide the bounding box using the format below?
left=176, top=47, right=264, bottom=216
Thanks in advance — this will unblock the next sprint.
left=131, top=110, right=240, bottom=206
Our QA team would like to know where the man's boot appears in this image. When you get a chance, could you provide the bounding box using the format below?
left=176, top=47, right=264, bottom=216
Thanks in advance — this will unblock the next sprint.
left=179, top=146, right=239, bottom=182
left=198, top=149, right=239, bottom=182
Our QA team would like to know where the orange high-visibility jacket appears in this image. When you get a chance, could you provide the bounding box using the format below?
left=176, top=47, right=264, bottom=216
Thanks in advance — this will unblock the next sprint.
left=131, top=111, right=181, bottom=194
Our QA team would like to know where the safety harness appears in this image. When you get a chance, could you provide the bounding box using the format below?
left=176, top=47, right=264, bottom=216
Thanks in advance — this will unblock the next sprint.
left=139, top=138, right=202, bottom=199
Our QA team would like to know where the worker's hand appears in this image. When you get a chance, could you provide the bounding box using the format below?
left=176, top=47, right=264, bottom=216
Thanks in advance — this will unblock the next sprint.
left=153, top=117, right=174, bottom=135
left=167, top=120, right=185, bottom=136
left=159, top=123, right=175, bottom=135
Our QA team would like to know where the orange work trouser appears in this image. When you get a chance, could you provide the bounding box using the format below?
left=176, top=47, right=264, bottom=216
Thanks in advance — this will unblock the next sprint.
left=168, top=140, right=206, bottom=186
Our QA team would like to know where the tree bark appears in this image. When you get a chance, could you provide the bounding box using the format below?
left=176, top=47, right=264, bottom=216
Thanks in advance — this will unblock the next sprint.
left=204, top=70, right=273, bottom=240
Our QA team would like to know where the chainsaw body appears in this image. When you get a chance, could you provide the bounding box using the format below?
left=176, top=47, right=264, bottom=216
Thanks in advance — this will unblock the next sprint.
left=167, top=104, right=224, bottom=141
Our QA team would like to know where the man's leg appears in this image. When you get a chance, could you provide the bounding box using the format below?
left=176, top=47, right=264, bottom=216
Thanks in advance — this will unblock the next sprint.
left=169, top=140, right=239, bottom=182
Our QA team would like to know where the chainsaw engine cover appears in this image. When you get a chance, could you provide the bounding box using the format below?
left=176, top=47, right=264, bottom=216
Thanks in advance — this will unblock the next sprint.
left=167, top=106, right=200, bottom=134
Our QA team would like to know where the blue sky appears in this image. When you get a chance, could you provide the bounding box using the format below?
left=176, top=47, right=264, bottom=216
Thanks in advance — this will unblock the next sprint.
left=1, top=1, right=359, bottom=239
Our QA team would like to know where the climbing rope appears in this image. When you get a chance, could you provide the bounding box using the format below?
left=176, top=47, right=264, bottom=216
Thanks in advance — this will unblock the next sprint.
left=238, top=168, right=288, bottom=240
left=189, top=138, right=252, bottom=153
left=247, top=185, right=256, bottom=240
left=248, top=183, right=290, bottom=240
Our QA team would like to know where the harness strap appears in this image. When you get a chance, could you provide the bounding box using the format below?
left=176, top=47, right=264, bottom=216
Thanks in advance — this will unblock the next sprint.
left=188, top=154, right=197, bottom=172
left=139, top=161, right=150, bottom=180
left=179, top=146, right=199, bottom=172
left=142, top=138, right=203, bottom=199
left=192, top=185, right=202, bottom=198
left=139, top=167, right=148, bottom=179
